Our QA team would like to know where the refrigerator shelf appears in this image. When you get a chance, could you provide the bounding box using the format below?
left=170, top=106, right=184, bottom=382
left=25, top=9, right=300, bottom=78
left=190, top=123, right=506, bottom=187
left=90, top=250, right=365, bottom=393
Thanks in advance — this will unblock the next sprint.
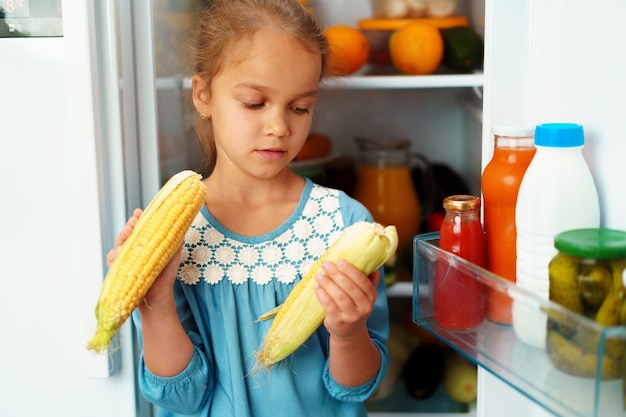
left=155, top=72, right=484, bottom=91
left=414, top=233, right=626, bottom=417
left=321, top=72, right=484, bottom=90
left=386, top=281, right=413, bottom=298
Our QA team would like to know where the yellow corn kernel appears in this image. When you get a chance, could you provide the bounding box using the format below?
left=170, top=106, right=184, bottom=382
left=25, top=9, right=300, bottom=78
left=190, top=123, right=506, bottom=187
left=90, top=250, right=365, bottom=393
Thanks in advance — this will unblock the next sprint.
left=255, top=221, right=398, bottom=369
left=87, top=170, right=207, bottom=353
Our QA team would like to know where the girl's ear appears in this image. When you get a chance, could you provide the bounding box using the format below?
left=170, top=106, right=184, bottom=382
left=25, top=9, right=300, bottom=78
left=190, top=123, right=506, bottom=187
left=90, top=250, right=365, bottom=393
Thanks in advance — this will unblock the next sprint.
left=192, top=74, right=211, bottom=118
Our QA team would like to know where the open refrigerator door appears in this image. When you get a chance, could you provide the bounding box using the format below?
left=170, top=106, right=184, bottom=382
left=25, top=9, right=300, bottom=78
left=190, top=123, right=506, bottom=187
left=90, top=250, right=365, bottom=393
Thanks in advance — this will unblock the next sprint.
left=478, top=0, right=626, bottom=416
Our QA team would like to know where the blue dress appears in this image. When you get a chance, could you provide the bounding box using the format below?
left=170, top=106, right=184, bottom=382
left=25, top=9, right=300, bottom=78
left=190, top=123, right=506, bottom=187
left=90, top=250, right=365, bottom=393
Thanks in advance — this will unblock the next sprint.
left=133, top=179, right=390, bottom=417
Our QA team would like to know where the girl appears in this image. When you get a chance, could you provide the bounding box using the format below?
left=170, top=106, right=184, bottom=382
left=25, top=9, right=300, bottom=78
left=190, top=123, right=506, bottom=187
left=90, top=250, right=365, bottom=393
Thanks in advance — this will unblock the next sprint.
left=110, top=0, right=390, bottom=415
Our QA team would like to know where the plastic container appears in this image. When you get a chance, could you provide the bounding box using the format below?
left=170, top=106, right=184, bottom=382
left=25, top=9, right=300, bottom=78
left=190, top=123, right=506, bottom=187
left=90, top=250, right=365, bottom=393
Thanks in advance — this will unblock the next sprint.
left=513, top=123, right=600, bottom=348
left=481, top=124, right=536, bottom=324
left=369, top=0, right=459, bottom=19
left=434, top=195, right=485, bottom=330
left=547, top=228, right=626, bottom=379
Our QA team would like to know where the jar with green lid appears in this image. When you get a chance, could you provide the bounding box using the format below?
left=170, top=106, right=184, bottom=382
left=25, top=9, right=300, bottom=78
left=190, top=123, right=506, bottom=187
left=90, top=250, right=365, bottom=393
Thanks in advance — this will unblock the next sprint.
left=547, top=228, right=626, bottom=380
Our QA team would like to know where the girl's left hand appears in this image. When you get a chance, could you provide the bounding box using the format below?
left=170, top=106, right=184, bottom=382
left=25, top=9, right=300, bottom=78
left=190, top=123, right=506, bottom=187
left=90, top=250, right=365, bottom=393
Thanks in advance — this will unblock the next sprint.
left=314, top=260, right=380, bottom=339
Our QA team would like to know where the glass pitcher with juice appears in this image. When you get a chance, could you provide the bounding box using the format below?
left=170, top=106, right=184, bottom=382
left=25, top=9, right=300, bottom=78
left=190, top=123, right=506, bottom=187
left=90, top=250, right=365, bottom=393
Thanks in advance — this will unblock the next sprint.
left=353, top=137, right=435, bottom=252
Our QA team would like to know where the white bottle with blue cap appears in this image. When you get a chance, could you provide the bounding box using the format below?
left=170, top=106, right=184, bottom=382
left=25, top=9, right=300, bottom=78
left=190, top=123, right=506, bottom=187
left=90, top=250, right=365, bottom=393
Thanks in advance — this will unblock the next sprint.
left=512, top=123, right=600, bottom=348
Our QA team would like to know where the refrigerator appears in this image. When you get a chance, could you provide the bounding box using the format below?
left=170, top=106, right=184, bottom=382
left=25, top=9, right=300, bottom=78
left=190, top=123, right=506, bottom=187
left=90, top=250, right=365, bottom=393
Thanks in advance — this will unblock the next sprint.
left=1, top=0, right=624, bottom=416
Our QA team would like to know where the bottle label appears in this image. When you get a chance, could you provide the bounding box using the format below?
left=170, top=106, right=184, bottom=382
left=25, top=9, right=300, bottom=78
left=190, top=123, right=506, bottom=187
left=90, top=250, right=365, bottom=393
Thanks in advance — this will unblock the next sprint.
left=516, top=230, right=556, bottom=291
left=513, top=229, right=555, bottom=348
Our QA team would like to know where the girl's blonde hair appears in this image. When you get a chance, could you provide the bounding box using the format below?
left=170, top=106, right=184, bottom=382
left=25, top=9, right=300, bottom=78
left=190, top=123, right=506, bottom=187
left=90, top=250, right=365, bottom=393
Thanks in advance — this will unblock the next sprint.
left=189, top=0, right=329, bottom=175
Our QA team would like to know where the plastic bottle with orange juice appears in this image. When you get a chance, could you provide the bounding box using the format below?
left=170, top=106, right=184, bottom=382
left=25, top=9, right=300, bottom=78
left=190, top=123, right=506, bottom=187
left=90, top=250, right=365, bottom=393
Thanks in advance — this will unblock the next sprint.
left=481, top=124, right=536, bottom=324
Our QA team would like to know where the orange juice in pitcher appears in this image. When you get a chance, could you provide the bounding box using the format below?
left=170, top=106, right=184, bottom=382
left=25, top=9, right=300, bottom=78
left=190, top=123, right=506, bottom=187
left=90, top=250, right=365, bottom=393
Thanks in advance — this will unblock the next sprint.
left=353, top=137, right=434, bottom=252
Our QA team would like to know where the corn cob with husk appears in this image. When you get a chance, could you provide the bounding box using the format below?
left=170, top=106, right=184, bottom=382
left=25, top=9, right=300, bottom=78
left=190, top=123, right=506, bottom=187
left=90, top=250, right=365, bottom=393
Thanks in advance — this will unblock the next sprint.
left=255, top=221, right=398, bottom=369
left=87, top=170, right=207, bottom=353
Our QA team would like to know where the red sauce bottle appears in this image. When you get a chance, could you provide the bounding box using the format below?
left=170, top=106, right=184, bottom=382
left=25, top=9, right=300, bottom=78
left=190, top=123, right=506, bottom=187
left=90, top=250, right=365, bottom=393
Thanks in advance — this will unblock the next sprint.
left=434, top=195, right=485, bottom=330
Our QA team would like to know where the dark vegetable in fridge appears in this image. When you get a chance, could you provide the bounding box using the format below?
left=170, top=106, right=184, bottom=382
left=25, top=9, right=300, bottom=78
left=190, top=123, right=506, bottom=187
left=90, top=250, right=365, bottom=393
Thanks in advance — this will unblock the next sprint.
left=402, top=345, right=445, bottom=399
left=440, top=26, right=483, bottom=73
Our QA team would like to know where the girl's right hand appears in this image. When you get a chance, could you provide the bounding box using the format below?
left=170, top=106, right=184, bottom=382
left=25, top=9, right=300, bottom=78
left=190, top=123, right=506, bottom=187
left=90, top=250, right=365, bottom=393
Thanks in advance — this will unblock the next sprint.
left=106, top=208, right=182, bottom=311
left=111, top=210, right=193, bottom=378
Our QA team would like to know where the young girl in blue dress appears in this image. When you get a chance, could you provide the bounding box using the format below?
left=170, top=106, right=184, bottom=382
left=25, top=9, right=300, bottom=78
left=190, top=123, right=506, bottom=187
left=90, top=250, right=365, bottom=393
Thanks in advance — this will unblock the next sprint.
left=109, top=1, right=390, bottom=415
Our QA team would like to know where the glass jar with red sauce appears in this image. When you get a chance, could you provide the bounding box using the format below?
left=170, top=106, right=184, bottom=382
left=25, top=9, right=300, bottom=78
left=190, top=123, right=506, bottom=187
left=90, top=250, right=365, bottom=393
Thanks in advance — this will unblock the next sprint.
left=434, top=195, right=486, bottom=330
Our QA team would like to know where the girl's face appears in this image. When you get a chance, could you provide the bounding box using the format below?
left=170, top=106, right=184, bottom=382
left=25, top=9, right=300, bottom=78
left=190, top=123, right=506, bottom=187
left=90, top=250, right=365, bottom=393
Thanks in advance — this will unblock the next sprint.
left=194, top=29, right=322, bottom=180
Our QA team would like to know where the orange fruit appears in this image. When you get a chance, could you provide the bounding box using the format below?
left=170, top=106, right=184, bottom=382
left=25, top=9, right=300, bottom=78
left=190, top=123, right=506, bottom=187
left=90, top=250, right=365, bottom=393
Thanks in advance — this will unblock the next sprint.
left=295, top=132, right=332, bottom=161
left=324, top=25, right=369, bottom=75
left=389, top=22, right=444, bottom=75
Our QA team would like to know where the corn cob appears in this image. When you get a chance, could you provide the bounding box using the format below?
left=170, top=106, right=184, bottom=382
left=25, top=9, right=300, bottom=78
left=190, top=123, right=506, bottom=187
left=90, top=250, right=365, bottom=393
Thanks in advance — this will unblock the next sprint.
left=255, top=221, right=398, bottom=368
left=87, top=170, right=207, bottom=353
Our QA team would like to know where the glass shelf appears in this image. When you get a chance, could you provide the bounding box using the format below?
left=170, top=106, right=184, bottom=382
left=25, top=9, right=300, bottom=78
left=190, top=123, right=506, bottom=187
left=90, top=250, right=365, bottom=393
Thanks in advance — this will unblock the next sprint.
left=413, top=232, right=626, bottom=417
left=155, top=71, right=484, bottom=91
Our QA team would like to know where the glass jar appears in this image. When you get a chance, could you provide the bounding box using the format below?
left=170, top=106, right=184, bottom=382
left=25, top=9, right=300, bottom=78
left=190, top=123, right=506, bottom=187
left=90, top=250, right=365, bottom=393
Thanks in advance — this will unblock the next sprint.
left=434, top=195, right=485, bottom=330
left=547, top=228, right=626, bottom=379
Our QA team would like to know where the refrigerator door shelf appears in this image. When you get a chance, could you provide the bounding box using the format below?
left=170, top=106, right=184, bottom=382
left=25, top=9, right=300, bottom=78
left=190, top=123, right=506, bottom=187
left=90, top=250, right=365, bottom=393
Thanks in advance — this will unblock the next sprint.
left=413, top=233, right=626, bottom=417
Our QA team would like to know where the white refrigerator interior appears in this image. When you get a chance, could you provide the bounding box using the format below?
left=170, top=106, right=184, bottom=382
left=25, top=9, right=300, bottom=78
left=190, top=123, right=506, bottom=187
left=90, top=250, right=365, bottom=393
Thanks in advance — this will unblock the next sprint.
left=0, top=1, right=148, bottom=416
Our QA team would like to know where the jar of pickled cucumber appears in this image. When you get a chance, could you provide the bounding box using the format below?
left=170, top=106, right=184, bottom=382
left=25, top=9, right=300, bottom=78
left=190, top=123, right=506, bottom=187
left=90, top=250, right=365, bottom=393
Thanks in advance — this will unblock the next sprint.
left=547, top=228, right=626, bottom=379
